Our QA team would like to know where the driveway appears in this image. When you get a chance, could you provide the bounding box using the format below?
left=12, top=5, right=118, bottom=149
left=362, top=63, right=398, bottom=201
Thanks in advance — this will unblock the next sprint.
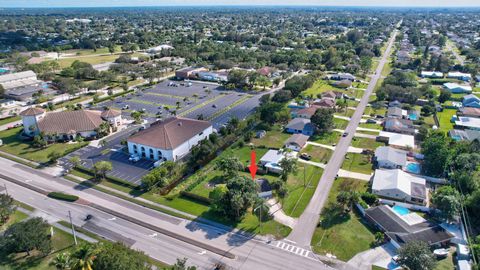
left=347, top=242, right=398, bottom=270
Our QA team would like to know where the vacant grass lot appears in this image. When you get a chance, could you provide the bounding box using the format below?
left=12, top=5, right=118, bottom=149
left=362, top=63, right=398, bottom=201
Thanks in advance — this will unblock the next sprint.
left=311, top=178, right=375, bottom=261
left=0, top=116, right=21, bottom=126
left=437, top=108, right=457, bottom=134
left=301, top=144, right=332, bottom=164
left=0, top=127, right=88, bottom=163
left=251, top=125, right=291, bottom=149
left=334, top=118, right=349, bottom=129
left=310, top=132, right=341, bottom=145
left=303, top=80, right=340, bottom=97
left=54, top=54, right=121, bottom=69
left=350, top=137, right=385, bottom=150
left=341, top=153, right=373, bottom=174
left=358, top=122, right=382, bottom=130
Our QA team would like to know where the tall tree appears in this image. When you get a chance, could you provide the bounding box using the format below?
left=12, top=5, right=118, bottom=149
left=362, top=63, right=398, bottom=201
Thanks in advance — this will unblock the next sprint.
left=0, top=194, right=15, bottom=225
left=1, top=217, right=52, bottom=256
left=311, top=108, right=334, bottom=134
left=94, top=242, right=152, bottom=270
left=93, top=161, right=113, bottom=181
left=398, top=241, right=437, bottom=270
left=421, top=132, right=451, bottom=177
left=215, top=156, right=244, bottom=180
left=279, top=155, right=298, bottom=182
left=431, top=186, right=461, bottom=222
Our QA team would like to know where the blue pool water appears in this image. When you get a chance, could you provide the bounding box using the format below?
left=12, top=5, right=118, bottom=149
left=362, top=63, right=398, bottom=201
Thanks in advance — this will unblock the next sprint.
left=392, top=205, right=410, bottom=216
left=0, top=68, right=8, bottom=73
left=406, top=162, right=421, bottom=174
left=409, top=113, right=417, bottom=120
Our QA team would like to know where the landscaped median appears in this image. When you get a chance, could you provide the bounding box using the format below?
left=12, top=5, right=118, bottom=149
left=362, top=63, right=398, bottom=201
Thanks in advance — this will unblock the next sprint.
left=47, top=191, right=79, bottom=202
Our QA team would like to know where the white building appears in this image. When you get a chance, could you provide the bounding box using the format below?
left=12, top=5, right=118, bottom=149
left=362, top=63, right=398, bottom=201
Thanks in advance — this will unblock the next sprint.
left=374, top=146, right=407, bottom=169
left=127, top=117, right=212, bottom=161
left=447, top=72, right=472, bottom=81
left=371, top=169, right=427, bottom=205
left=420, top=71, right=443, bottom=78
left=443, top=83, right=472, bottom=93
left=0, top=70, right=38, bottom=90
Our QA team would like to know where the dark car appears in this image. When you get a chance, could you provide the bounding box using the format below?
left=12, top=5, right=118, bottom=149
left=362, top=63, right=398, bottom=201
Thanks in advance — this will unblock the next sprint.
left=300, top=153, right=312, bottom=160
left=342, top=132, right=349, bottom=137
left=84, top=214, right=93, bottom=221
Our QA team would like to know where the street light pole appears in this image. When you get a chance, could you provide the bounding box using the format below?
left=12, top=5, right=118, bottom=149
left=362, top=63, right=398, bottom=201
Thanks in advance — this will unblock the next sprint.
left=3, top=183, right=8, bottom=196
left=68, top=211, right=78, bottom=246
left=254, top=204, right=263, bottom=235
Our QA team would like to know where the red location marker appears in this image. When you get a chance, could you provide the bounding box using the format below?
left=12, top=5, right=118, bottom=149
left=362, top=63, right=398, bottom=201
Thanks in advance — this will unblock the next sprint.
left=248, top=150, right=258, bottom=180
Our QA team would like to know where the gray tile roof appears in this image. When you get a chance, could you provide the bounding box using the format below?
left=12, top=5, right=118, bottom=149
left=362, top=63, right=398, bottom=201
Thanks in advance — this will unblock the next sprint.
left=374, top=146, right=407, bottom=167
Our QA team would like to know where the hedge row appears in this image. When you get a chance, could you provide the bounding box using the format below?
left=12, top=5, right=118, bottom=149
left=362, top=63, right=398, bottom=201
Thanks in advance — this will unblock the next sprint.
left=47, top=192, right=79, bottom=202
left=180, top=191, right=212, bottom=205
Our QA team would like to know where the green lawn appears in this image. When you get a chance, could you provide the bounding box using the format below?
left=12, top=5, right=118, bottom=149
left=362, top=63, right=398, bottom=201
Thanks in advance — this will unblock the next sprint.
left=436, top=109, right=457, bottom=134
left=350, top=137, right=385, bottom=150
left=303, top=80, right=340, bottom=97
left=434, top=250, right=455, bottom=270
left=358, top=122, right=382, bottom=130
left=0, top=116, right=21, bottom=126
left=334, top=118, right=349, bottom=129
left=341, top=153, right=373, bottom=174
left=310, top=132, right=341, bottom=145
left=311, top=178, right=376, bottom=261
left=301, top=144, right=332, bottom=164
left=0, top=227, right=82, bottom=270
left=282, top=164, right=323, bottom=218
left=54, top=54, right=121, bottom=69
left=0, top=210, right=28, bottom=231
left=364, top=106, right=387, bottom=118
left=251, top=125, right=291, bottom=149
left=0, top=127, right=88, bottom=163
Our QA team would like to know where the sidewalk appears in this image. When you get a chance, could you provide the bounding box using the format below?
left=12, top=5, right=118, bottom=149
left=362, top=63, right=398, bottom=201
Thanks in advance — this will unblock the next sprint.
left=306, top=141, right=364, bottom=154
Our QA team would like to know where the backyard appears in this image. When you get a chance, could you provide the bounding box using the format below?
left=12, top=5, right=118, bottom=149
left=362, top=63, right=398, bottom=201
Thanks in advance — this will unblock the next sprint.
left=350, top=137, right=385, bottom=150
left=436, top=108, right=457, bottom=134
left=303, top=80, right=341, bottom=97
left=251, top=125, right=291, bottom=149
left=311, top=178, right=376, bottom=261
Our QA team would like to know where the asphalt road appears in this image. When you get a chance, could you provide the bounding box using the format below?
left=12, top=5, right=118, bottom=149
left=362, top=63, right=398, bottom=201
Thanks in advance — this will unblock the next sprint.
left=0, top=156, right=348, bottom=270
left=287, top=28, right=399, bottom=247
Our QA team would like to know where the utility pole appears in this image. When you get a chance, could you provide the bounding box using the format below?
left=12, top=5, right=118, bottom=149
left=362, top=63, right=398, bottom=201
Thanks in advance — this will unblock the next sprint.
left=3, top=183, right=8, bottom=196
left=68, top=211, right=78, bottom=246
left=254, top=204, right=263, bottom=235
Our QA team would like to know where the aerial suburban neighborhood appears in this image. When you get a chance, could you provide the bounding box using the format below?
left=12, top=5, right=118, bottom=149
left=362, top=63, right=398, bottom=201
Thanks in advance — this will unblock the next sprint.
left=0, top=3, right=479, bottom=270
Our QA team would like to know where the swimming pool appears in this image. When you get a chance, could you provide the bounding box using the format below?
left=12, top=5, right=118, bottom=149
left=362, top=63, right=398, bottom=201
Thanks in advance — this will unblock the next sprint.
left=409, top=113, right=417, bottom=120
left=406, top=162, right=421, bottom=174
left=0, top=68, right=8, bottom=73
left=392, top=205, right=410, bottom=216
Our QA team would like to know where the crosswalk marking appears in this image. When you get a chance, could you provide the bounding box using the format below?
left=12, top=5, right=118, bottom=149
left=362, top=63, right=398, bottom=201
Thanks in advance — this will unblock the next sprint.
left=273, top=241, right=311, bottom=258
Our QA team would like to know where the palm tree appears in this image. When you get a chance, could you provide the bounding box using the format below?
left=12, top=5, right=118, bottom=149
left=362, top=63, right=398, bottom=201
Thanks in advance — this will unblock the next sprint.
left=71, top=244, right=98, bottom=270
left=51, top=252, right=73, bottom=270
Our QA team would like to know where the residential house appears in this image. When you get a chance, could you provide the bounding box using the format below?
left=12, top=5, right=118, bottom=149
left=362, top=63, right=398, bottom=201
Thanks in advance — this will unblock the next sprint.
left=257, top=67, right=273, bottom=77
left=365, top=205, right=453, bottom=249
left=291, top=106, right=318, bottom=119
left=329, top=73, right=355, bottom=81
left=420, top=71, right=443, bottom=78
left=313, top=98, right=335, bottom=108
left=127, top=117, right=212, bottom=161
left=374, top=146, right=407, bottom=169
left=284, top=134, right=309, bottom=152
left=20, top=108, right=120, bottom=141
left=476, top=75, right=480, bottom=82
left=383, top=118, right=415, bottom=135
left=285, top=118, right=314, bottom=136
left=449, top=129, right=480, bottom=142
left=259, top=149, right=288, bottom=174
left=443, top=83, right=472, bottom=93
left=371, top=169, right=427, bottom=205
left=389, top=100, right=402, bottom=108
left=387, top=107, right=407, bottom=119
left=396, top=50, right=411, bottom=65
left=321, top=91, right=337, bottom=100
left=454, top=116, right=480, bottom=131
left=377, top=131, right=415, bottom=149
left=458, top=107, right=480, bottom=118
left=447, top=72, right=472, bottom=82
left=462, top=94, right=480, bottom=108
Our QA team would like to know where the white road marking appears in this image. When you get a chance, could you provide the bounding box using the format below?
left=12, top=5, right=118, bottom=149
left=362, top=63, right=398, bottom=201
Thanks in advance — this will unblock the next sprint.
left=108, top=217, right=116, bottom=221
left=272, top=241, right=311, bottom=258
left=149, top=233, right=158, bottom=237
left=198, top=250, right=206, bottom=255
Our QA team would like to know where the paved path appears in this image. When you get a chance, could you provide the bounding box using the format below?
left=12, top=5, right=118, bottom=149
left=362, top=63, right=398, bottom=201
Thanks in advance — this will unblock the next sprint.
left=286, top=27, right=398, bottom=247
left=356, top=127, right=381, bottom=133
left=267, top=198, right=297, bottom=229
left=337, top=170, right=372, bottom=181
left=347, top=243, right=396, bottom=270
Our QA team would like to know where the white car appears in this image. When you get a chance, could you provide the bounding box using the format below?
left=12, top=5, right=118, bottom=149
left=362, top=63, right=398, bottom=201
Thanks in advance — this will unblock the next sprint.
left=129, top=155, right=140, bottom=162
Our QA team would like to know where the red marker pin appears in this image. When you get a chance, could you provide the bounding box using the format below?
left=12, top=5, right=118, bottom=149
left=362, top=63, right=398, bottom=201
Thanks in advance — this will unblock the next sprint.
left=248, top=150, right=258, bottom=180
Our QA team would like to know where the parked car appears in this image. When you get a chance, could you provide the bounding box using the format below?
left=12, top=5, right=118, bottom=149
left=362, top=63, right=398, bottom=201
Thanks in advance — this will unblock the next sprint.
left=129, top=154, right=140, bottom=162
left=366, top=119, right=377, bottom=124
left=212, top=104, right=217, bottom=108
left=342, top=132, right=349, bottom=137
left=122, top=105, right=129, bottom=110
left=300, top=153, right=312, bottom=160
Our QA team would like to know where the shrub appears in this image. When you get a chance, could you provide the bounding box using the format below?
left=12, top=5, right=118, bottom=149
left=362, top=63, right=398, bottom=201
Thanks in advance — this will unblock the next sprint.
left=361, top=192, right=378, bottom=205
left=47, top=192, right=79, bottom=202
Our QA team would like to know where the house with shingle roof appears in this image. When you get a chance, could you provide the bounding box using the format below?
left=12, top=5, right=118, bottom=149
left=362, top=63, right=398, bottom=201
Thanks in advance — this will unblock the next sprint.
left=285, top=118, right=314, bottom=136
left=374, top=146, right=407, bottom=169
left=127, top=117, right=212, bottom=161
left=284, top=134, right=309, bottom=151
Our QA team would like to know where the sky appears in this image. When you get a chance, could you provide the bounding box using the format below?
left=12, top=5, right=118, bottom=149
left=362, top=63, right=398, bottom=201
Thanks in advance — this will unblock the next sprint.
left=1, top=0, right=479, bottom=8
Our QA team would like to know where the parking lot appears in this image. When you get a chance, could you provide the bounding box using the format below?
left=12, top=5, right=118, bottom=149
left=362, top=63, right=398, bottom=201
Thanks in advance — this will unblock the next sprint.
left=63, top=79, right=266, bottom=184
left=96, top=80, right=259, bottom=129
